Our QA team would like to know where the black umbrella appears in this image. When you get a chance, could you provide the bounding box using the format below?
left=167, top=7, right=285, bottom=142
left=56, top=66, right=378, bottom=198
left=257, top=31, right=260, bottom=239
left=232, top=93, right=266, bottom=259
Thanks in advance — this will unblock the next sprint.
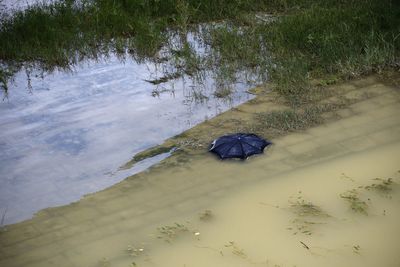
left=209, top=133, right=272, bottom=160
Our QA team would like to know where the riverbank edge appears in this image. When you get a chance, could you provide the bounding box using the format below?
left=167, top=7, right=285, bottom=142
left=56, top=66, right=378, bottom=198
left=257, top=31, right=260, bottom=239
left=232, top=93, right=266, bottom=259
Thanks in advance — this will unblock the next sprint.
left=120, top=70, right=399, bottom=171
left=0, top=71, right=398, bottom=232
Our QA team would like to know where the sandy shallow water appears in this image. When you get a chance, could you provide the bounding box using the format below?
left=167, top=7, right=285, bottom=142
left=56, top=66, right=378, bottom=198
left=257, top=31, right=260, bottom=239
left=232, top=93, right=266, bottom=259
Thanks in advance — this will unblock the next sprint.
left=131, top=142, right=400, bottom=267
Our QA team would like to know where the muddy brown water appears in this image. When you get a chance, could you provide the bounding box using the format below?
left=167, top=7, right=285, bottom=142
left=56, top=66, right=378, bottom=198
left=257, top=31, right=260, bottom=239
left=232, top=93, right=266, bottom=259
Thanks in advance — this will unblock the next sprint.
left=130, top=142, right=400, bottom=267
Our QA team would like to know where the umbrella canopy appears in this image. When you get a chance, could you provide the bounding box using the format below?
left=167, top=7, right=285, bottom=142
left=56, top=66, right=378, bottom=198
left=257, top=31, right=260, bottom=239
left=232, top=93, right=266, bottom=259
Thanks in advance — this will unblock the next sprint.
left=209, top=133, right=272, bottom=160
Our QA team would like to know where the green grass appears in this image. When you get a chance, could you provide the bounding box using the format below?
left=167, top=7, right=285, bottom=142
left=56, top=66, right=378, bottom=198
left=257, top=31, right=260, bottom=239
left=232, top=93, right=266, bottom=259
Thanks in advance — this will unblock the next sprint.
left=265, top=0, right=400, bottom=101
left=0, top=0, right=399, bottom=100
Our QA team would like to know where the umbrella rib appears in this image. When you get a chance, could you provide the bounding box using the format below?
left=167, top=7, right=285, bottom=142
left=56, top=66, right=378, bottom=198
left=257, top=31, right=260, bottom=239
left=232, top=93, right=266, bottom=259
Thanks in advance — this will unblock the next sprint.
left=211, top=137, right=236, bottom=150
left=241, top=140, right=265, bottom=150
left=239, top=141, right=246, bottom=159
left=212, top=141, right=230, bottom=150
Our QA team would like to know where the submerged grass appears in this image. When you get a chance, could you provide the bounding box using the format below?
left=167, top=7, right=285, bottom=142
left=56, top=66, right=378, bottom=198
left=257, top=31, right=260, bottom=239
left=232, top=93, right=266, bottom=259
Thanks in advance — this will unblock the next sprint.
left=256, top=109, right=321, bottom=132
left=0, top=0, right=273, bottom=91
left=254, top=99, right=349, bottom=134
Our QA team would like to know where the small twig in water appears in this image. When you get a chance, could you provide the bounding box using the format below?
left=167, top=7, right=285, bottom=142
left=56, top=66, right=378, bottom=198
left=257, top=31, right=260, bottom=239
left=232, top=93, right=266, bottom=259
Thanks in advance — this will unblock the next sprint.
left=300, top=241, right=310, bottom=250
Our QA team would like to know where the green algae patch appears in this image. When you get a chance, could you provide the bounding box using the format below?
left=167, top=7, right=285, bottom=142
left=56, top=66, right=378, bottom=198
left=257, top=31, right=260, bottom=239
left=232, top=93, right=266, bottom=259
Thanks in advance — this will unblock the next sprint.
left=120, top=145, right=176, bottom=170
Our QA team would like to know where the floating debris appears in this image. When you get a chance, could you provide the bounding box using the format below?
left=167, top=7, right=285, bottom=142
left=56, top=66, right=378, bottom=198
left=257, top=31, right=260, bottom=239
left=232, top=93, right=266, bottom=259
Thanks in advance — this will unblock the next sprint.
left=353, top=244, right=361, bottom=254
left=300, top=241, right=310, bottom=250
left=127, top=245, right=145, bottom=257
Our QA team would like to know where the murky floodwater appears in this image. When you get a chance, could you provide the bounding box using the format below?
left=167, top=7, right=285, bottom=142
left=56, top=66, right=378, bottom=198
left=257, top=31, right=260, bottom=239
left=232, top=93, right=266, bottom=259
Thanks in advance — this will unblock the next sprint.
left=131, top=142, right=400, bottom=267
left=0, top=75, right=399, bottom=267
left=0, top=51, right=254, bottom=225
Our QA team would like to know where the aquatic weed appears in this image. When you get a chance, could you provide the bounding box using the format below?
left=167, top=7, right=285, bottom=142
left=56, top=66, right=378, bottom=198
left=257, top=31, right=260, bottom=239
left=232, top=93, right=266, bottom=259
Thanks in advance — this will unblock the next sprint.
left=157, top=222, right=188, bottom=242
left=290, top=200, right=328, bottom=217
left=364, top=178, right=395, bottom=195
left=213, top=87, right=233, bottom=99
left=340, top=189, right=368, bottom=215
left=189, top=88, right=209, bottom=103
left=288, top=192, right=330, bottom=235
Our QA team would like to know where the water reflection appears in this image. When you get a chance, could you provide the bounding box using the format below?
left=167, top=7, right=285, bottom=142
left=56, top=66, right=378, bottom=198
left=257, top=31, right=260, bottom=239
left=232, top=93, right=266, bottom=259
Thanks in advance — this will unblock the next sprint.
left=0, top=52, right=255, bottom=225
left=1, top=0, right=57, bottom=13
left=0, top=2, right=266, bottom=224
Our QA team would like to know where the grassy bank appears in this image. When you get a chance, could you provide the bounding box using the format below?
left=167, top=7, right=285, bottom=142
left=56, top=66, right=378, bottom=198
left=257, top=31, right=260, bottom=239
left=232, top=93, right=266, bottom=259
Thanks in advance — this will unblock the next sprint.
left=0, top=0, right=399, bottom=99
left=266, top=0, right=400, bottom=104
